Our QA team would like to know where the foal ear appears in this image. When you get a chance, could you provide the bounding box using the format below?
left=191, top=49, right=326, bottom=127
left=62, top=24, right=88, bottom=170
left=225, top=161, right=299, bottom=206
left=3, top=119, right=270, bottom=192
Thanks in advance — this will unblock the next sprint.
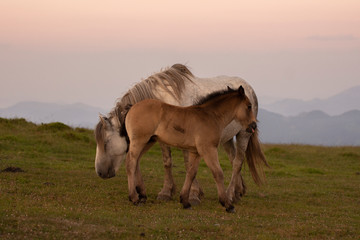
left=238, top=85, right=245, bottom=98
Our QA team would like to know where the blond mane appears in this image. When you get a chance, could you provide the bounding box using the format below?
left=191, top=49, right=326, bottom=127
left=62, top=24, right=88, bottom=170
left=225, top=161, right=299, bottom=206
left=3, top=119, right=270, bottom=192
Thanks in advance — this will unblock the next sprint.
left=111, top=64, right=194, bottom=118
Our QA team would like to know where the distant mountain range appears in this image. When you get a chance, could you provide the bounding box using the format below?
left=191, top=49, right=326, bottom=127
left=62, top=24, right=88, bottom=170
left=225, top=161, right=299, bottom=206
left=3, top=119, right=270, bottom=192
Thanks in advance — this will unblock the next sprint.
left=1, top=85, right=360, bottom=146
left=0, top=102, right=106, bottom=129
left=262, top=85, right=360, bottom=116
left=258, top=109, right=360, bottom=146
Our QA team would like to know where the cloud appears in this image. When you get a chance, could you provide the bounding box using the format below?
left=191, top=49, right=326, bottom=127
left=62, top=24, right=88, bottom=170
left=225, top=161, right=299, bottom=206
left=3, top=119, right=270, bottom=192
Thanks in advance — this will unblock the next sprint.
left=307, top=34, right=358, bottom=41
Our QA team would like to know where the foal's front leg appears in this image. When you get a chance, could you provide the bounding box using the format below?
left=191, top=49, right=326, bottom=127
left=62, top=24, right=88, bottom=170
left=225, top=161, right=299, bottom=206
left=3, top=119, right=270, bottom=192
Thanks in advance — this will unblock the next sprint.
left=201, top=148, right=234, bottom=213
left=127, top=141, right=155, bottom=204
left=126, top=151, right=141, bottom=204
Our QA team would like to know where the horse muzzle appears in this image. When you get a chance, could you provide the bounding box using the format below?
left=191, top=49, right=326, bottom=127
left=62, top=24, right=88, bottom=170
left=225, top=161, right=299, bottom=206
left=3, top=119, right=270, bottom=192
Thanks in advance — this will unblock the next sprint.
left=246, top=121, right=257, bottom=134
left=96, top=168, right=116, bottom=179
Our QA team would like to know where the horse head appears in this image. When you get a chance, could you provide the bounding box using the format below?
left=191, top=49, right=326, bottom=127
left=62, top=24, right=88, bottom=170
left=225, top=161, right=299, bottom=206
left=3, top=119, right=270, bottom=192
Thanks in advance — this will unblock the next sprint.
left=236, top=85, right=257, bottom=134
left=94, top=114, right=128, bottom=179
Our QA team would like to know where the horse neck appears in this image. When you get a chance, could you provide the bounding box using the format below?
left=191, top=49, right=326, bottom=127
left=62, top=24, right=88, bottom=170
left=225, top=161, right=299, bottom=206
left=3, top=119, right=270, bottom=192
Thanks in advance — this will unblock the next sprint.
left=202, top=94, right=241, bottom=128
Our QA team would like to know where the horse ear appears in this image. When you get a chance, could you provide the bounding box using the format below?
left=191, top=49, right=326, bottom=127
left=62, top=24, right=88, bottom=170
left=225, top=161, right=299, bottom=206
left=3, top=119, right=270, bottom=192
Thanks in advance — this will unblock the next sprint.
left=238, top=85, right=245, bottom=97
left=99, top=114, right=107, bottom=126
left=227, top=86, right=232, bottom=91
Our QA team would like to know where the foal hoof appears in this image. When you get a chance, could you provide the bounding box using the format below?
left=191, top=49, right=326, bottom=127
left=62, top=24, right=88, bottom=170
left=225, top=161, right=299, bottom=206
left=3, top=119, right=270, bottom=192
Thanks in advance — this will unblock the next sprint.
left=182, top=203, right=192, bottom=210
left=180, top=196, right=192, bottom=209
left=139, top=195, right=147, bottom=204
left=189, top=196, right=201, bottom=206
left=157, top=194, right=172, bottom=201
left=226, top=205, right=235, bottom=213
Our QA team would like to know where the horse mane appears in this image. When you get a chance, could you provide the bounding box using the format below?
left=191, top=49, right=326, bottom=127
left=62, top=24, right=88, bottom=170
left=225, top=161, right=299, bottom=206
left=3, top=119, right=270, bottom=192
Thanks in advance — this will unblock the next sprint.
left=112, top=64, right=194, bottom=115
left=119, top=104, right=132, bottom=149
left=194, top=87, right=237, bottom=106
left=95, top=118, right=106, bottom=149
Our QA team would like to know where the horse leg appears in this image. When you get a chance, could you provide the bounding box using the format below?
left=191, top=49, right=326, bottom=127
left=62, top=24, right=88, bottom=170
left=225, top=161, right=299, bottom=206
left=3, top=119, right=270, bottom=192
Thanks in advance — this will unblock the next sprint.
left=157, top=144, right=176, bottom=201
left=134, top=141, right=156, bottom=203
left=183, top=150, right=204, bottom=206
left=227, top=131, right=251, bottom=203
left=201, top=148, right=234, bottom=213
left=126, top=140, right=154, bottom=204
left=222, top=138, right=236, bottom=165
left=180, top=152, right=201, bottom=209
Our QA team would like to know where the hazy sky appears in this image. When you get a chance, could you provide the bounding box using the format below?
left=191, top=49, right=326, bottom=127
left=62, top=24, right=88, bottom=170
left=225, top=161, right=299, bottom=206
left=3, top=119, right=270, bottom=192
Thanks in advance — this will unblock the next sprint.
left=1, top=0, right=359, bottom=110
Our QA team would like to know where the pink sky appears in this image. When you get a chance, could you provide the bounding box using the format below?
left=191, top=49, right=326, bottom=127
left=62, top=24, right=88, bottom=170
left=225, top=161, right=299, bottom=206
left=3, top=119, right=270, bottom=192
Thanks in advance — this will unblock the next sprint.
left=1, top=0, right=359, bottom=51
left=0, top=0, right=359, bottom=109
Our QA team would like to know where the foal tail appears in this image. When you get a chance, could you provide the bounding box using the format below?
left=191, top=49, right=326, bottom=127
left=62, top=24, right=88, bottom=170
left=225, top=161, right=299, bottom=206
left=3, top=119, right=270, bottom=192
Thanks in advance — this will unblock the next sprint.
left=245, top=130, right=269, bottom=185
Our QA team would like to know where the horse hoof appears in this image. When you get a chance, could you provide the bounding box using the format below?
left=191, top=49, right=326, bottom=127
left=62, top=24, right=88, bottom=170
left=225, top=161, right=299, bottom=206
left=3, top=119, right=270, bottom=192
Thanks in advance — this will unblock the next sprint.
left=129, top=195, right=140, bottom=205
left=182, top=203, right=192, bottom=209
left=189, top=197, right=201, bottom=206
left=232, top=193, right=241, bottom=204
left=139, top=195, right=147, bottom=204
left=226, top=206, right=235, bottom=213
left=157, top=194, right=172, bottom=201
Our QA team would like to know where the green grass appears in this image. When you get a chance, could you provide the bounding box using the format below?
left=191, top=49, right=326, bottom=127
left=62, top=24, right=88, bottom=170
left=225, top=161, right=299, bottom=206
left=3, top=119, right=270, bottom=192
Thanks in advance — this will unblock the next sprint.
left=0, top=117, right=359, bottom=239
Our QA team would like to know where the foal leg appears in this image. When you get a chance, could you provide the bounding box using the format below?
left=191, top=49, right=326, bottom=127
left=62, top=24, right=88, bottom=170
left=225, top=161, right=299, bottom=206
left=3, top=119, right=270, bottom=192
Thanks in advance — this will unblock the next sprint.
left=127, top=141, right=155, bottom=204
left=180, top=152, right=201, bottom=209
left=184, top=150, right=204, bottom=206
left=201, top=148, right=234, bottom=213
left=157, top=144, right=176, bottom=201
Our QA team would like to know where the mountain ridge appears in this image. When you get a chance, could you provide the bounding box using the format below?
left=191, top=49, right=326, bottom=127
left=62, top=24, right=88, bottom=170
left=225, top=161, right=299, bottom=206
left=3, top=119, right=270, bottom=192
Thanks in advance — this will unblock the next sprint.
left=0, top=101, right=107, bottom=129
left=258, top=108, right=360, bottom=146
left=262, top=85, right=360, bottom=116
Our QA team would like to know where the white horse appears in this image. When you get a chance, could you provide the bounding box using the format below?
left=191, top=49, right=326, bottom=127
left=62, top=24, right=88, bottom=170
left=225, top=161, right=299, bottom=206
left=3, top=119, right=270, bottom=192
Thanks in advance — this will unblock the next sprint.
left=95, top=64, right=268, bottom=204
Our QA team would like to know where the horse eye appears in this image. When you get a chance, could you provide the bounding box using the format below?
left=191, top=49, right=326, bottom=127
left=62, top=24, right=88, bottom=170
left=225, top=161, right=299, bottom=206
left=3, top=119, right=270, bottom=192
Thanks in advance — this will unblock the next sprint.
left=248, top=105, right=252, bottom=110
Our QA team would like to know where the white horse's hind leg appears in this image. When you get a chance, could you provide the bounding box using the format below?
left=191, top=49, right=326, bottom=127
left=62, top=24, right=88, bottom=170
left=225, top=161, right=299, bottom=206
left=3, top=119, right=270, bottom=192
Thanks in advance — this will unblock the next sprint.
left=222, top=138, right=236, bottom=167
left=157, top=144, right=176, bottom=201
left=183, top=150, right=204, bottom=206
left=226, top=131, right=251, bottom=203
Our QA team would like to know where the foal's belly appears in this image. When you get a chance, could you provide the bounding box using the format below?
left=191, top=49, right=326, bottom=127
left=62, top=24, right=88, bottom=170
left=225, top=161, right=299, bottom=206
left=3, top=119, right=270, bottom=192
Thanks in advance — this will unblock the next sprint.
left=155, top=135, right=197, bottom=152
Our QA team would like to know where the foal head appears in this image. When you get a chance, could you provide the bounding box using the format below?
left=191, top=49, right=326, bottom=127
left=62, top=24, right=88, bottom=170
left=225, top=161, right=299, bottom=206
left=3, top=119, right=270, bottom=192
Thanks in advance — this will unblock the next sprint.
left=235, top=86, right=257, bottom=134
left=94, top=114, right=128, bottom=179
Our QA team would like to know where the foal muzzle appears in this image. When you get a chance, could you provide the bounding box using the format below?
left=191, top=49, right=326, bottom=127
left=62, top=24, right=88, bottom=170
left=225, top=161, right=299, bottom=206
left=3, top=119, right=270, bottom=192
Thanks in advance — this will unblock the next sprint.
left=246, top=122, right=257, bottom=133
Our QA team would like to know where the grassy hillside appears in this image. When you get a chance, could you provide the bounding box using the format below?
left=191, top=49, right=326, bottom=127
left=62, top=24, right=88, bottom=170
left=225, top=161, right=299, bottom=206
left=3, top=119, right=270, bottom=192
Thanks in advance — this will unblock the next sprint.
left=0, top=118, right=359, bottom=239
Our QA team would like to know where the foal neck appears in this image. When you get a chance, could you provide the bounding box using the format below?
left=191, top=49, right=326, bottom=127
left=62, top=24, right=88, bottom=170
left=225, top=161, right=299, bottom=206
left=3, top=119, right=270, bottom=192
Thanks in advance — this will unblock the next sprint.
left=201, top=93, right=242, bottom=127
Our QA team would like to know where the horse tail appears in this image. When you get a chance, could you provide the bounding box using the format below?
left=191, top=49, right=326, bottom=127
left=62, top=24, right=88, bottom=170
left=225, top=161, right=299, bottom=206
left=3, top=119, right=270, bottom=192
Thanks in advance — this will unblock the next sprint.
left=245, top=130, right=269, bottom=185
left=118, top=104, right=132, bottom=150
